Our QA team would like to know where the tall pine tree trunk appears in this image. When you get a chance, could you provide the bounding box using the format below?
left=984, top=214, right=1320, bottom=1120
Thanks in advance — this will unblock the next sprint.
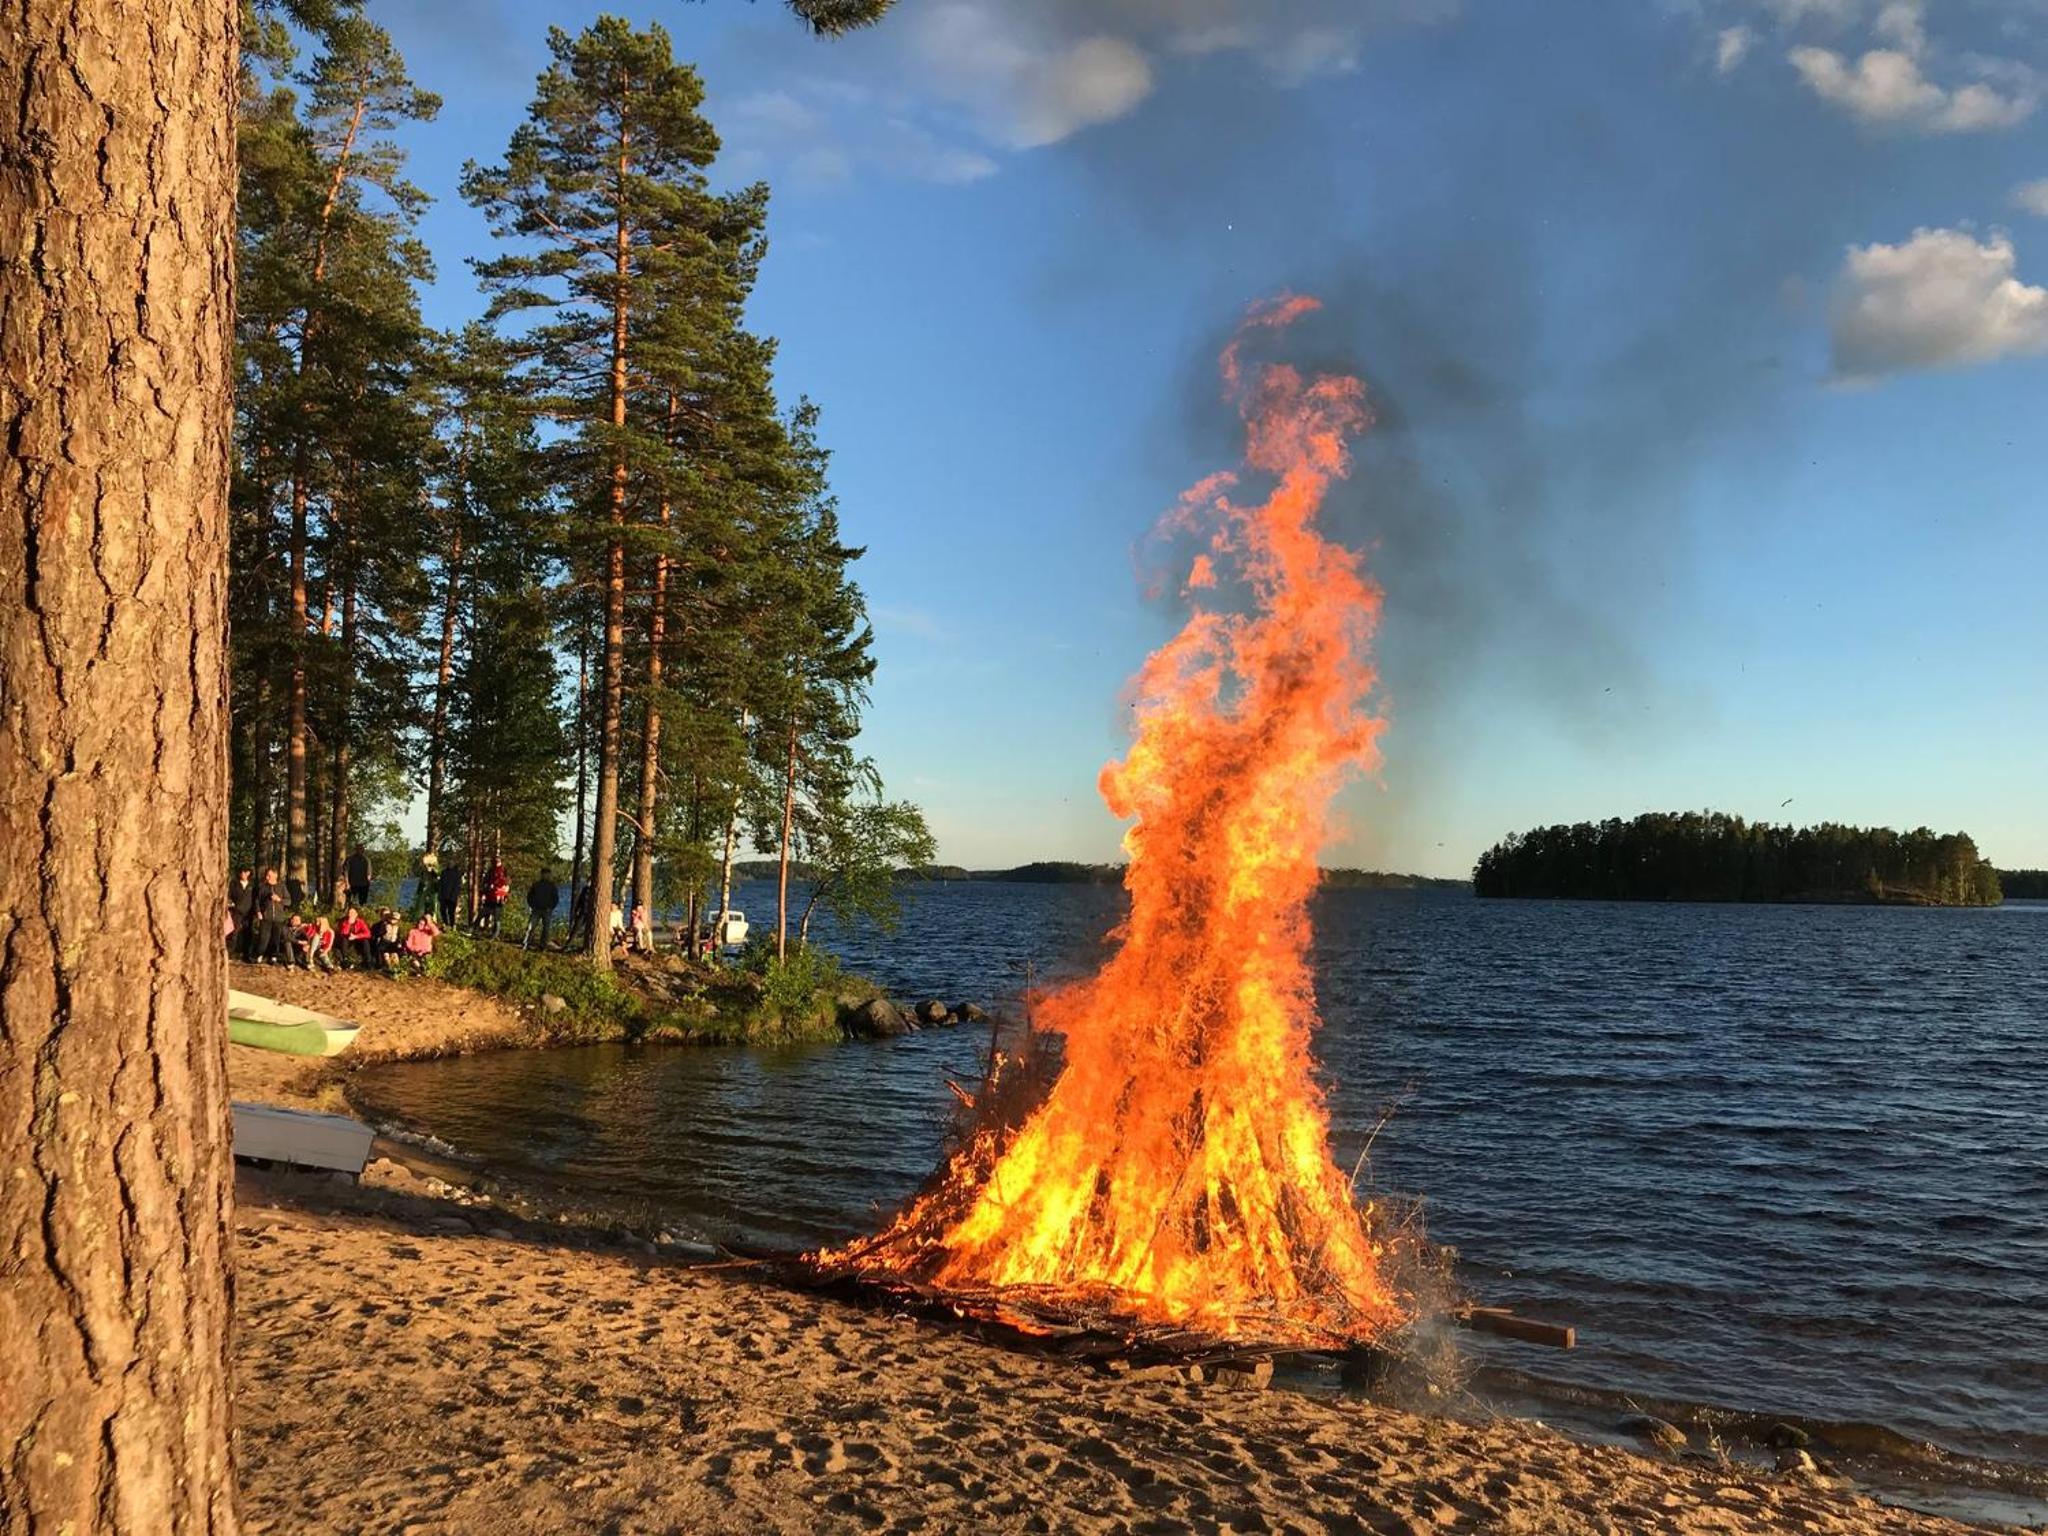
left=284, top=458, right=310, bottom=891
left=248, top=669, right=271, bottom=877
left=586, top=123, right=633, bottom=967
left=329, top=569, right=357, bottom=901
left=631, top=400, right=674, bottom=922
left=570, top=626, right=589, bottom=901
left=424, top=521, right=461, bottom=854
left=777, top=717, right=798, bottom=960
left=714, top=711, right=746, bottom=953
left=1, top=4, right=241, bottom=1529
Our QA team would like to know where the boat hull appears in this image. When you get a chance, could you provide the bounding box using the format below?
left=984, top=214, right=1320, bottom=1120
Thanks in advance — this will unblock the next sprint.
left=232, top=1101, right=374, bottom=1174
left=228, top=1016, right=360, bottom=1057
left=228, top=989, right=362, bottom=1056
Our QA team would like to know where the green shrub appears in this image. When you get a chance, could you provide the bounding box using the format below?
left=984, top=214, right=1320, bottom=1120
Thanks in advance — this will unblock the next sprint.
left=740, top=943, right=845, bottom=1019
left=426, top=931, right=645, bottom=1040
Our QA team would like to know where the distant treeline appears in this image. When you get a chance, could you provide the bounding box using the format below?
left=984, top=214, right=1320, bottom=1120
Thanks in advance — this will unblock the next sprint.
left=730, top=858, right=1464, bottom=890
left=1473, top=812, right=2002, bottom=906
left=2001, top=870, right=2048, bottom=900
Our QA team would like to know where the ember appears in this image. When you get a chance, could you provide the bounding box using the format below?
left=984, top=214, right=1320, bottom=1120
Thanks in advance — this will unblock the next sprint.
left=820, top=295, right=1407, bottom=1347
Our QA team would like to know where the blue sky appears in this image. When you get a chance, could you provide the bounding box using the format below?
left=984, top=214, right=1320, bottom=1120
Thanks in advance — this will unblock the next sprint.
left=372, top=0, right=2047, bottom=875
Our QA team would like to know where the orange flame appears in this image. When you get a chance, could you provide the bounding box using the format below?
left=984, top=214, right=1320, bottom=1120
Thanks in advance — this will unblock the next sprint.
left=831, top=296, right=1404, bottom=1344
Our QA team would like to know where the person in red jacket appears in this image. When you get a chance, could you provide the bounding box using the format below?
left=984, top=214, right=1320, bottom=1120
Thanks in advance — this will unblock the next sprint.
left=338, top=906, right=374, bottom=970
left=309, top=914, right=337, bottom=974
left=480, top=860, right=510, bottom=936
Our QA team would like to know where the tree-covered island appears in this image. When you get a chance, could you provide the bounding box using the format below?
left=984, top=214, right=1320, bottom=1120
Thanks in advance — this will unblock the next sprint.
left=1473, top=811, right=2003, bottom=905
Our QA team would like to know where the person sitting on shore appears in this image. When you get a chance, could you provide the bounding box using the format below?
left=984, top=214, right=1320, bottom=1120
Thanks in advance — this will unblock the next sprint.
left=403, top=913, right=441, bottom=975
left=338, top=906, right=373, bottom=970
left=309, top=914, right=337, bottom=974
left=608, top=900, right=627, bottom=953
left=372, top=910, right=406, bottom=973
left=288, top=913, right=317, bottom=970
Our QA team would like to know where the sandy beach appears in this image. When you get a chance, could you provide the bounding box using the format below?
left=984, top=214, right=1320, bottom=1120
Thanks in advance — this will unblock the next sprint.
left=225, top=966, right=2007, bottom=1536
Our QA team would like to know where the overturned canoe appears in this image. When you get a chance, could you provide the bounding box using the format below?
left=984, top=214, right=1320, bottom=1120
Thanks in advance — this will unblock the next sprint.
left=232, top=1101, right=374, bottom=1175
left=228, top=989, right=362, bottom=1057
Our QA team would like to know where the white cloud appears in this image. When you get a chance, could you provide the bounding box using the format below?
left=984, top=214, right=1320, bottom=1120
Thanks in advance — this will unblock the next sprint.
left=1830, top=226, right=2048, bottom=379
left=1788, top=45, right=2036, bottom=132
left=1872, top=0, right=1925, bottom=55
left=910, top=3, right=1154, bottom=149
left=2014, top=179, right=2048, bottom=217
left=712, top=0, right=1457, bottom=186
left=1717, top=25, right=1756, bottom=74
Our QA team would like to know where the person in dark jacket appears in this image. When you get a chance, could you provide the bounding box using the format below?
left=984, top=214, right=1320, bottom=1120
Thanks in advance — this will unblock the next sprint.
left=255, top=868, right=287, bottom=964
left=230, top=868, right=257, bottom=958
left=437, top=861, right=463, bottom=926
left=522, top=870, right=560, bottom=950
left=567, top=881, right=596, bottom=948
left=345, top=844, right=372, bottom=907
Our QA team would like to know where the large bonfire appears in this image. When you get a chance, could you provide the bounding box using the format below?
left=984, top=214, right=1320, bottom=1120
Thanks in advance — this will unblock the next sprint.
left=824, top=295, right=1407, bottom=1347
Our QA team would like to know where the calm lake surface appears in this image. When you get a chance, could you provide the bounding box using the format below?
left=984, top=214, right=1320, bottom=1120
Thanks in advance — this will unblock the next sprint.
left=353, top=882, right=2048, bottom=1470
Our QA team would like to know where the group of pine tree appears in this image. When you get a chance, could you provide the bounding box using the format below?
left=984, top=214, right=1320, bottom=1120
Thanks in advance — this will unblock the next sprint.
left=229, top=5, right=929, bottom=966
left=1472, top=811, right=2004, bottom=906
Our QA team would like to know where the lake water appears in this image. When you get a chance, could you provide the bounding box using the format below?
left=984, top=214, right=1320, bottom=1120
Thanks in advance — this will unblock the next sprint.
left=352, top=881, right=2048, bottom=1478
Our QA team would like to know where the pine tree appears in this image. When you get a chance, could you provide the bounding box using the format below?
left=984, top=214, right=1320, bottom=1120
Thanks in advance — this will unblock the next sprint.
left=466, top=18, right=768, bottom=966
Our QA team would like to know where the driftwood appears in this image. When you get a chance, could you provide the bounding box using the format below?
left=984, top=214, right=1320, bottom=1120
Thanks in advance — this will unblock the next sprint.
left=1460, top=1306, right=1576, bottom=1350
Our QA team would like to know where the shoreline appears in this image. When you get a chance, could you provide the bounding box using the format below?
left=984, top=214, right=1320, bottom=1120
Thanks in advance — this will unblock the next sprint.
left=232, top=1160, right=2004, bottom=1536
left=226, top=967, right=2039, bottom=1534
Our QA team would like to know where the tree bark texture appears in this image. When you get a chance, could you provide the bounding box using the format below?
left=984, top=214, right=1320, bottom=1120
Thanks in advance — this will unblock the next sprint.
left=0, top=3, right=242, bottom=1533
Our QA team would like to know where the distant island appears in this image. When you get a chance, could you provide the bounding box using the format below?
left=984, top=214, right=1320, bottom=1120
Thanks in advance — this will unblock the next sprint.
left=2000, top=869, right=2048, bottom=900
left=1473, top=811, right=2003, bottom=906
left=729, top=859, right=1465, bottom=891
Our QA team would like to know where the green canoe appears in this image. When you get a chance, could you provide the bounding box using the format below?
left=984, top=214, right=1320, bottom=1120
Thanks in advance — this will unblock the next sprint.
left=227, top=990, right=362, bottom=1057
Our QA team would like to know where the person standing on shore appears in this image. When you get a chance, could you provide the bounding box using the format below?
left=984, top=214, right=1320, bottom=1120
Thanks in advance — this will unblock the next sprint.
left=568, top=881, right=595, bottom=948
left=437, top=860, right=463, bottom=926
left=481, top=859, right=510, bottom=936
left=523, top=869, right=560, bottom=951
left=231, top=867, right=257, bottom=957
left=345, top=843, right=373, bottom=908
left=256, top=869, right=287, bottom=964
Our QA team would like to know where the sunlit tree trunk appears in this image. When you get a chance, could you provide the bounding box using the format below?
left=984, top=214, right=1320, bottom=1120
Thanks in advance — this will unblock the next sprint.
left=586, top=121, right=633, bottom=968
left=570, top=628, right=589, bottom=899
left=284, top=461, right=310, bottom=890
left=0, top=3, right=241, bottom=1530
left=329, top=562, right=357, bottom=900
left=714, top=710, right=746, bottom=955
left=777, top=717, right=798, bottom=960
left=631, top=394, right=675, bottom=923
left=423, top=520, right=461, bottom=854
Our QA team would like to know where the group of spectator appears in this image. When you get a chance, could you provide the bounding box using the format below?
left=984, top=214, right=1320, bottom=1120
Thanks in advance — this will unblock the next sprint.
left=226, top=845, right=586, bottom=969
left=227, top=847, right=446, bottom=976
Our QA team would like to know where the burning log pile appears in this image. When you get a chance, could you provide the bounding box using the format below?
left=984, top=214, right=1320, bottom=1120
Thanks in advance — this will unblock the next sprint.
left=810, top=297, right=1439, bottom=1357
